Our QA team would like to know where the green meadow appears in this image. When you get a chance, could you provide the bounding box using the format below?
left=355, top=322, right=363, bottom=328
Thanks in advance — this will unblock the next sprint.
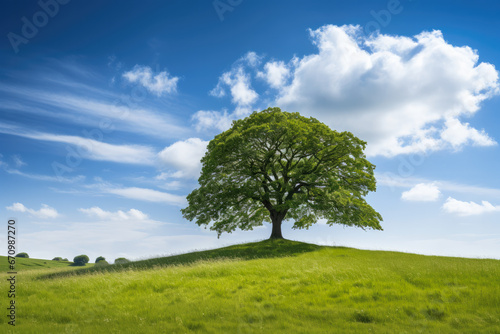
left=2, top=239, right=499, bottom=333
left=0, top=256, right=94, bottom=273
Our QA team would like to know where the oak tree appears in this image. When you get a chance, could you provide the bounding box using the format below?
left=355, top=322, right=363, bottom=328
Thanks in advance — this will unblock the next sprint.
left=182, top=107, right=382, bottom=239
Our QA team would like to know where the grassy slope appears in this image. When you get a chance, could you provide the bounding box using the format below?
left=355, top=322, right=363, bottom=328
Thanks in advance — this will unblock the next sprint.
left=0, top=256, right=95, bottom=272
left=3, top=240, right=500, bottom=333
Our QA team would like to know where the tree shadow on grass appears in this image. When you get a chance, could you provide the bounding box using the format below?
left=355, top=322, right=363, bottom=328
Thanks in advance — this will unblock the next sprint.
left=38, top=239, right=329, bottom=280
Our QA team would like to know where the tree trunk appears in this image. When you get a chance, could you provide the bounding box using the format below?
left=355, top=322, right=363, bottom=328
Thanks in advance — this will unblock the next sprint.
left=269, top=211, right=285, bottom=239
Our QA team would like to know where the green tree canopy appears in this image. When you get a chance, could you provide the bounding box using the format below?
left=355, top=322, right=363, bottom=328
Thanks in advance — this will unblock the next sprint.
left=114, top=257, right=130, bottom=265
left=73, top=254, right=89, bottom=266
left=182, top=107, right=382, bottom=239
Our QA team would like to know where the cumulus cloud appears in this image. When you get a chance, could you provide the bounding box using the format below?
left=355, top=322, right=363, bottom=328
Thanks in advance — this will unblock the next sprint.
left=442, top=197, right=500, bottom=216
left=79, top=207, right=149, bottom=221
left=440, top=118, right=496, bottom=148
left=157, top=138, right=208, bottom=179
left=257, top=60, right=291, bottom=89
left=123, top=65, right=179, bottom=96
left=269, top=25, right=499, bottom=157
left=243, top=51, right=263, bottom=68
left=197, top=52, right=262, bottom=132
left=401, top=183, right=441, bottom=202
left=197, top=26, right=499, bottom=155
left=210, top=66, right=258, bottom=108
left=6, top=203, right=59, bottom=219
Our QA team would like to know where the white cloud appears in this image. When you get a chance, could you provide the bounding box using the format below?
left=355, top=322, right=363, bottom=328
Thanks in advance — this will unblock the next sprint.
left=5, top=169, right=85, bottom=183
left=441, top=118, right=496, bottom=148
left=0, top=87, right=188, bottom=139
left=199, top=54, right=263, bottom=132
left=191, top=110, right=234, bottom=132
left=0, top=123, right=156, bottom=165
left=242, top=51, right=263, bottom=67
left=12, top=155, right=26, bottom=167
left=157, top=138, right=208, bottom=179
left=376, top=173, right=500, bottom=199
left=257, top=60, right=290, bottom=88
left=210, top=67, right=258, bottom=108
left=79, top=207, right=149, bottom=221
left=105, top=187, right=186, bottom=206
left=442, top=197, right=500, bottom=216
left=401, top=183, right=441, bottom=202
left=274, top=25, right=499, bottom=157
left=122, top=65, right=178, bottom=96
left=6, top=203, right=59, bottom=219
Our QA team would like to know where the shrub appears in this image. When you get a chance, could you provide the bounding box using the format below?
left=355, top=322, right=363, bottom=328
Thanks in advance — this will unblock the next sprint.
left=15, top=252, right=29, bottom=258
left=62, top=258, right=68, bottom=261
left=114, top=257, right=130, bottom=265
left=73, top=255, right=89, bottom=266
left=95, top=256, right=106, bottom=263
left=95, top=260, right=109, bottom=267
left=52, top=257, right=63, bottom=261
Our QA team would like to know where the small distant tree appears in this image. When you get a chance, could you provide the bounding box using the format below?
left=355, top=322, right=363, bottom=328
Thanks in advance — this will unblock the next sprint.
left=62, top=258, right=69, bottom=261
left=52, top=257, right=63, bottom=261
left=95, top=260, right=109, bottom=267
left=15, top=252, right=29, bottom=258
left=73, top=254, right=89, bottom=266
left=95, top=256, right=106, bottom=263
left=114, top=257, right=130, bottom=265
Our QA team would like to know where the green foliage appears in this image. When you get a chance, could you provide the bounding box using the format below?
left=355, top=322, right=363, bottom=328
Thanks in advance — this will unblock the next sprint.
left=114, top=257, right=130, bottom=265
left=182, top=107, right=382, bottom=238
left=73, top=254, right=89, bottom=266
left=15, top=252, right=29, bottom=258
left=62, top=258, right=68, bottom=261
left=95, top=260, right=109, bottom=267
left=0, top=255, right=89, bottom=272
left=8, top=241, right=500, bottom=333
left=95, top=256, right=106, bottom=263
left=52, top=257, right=63, bottom=261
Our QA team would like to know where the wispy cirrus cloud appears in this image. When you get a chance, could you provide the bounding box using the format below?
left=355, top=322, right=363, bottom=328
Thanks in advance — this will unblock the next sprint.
left=0, top=122, right=156, bottom=165
left=0, top=85, right=188, bottom=139
left=0, top=154, right=84, bottom=183
left=5, top=169, right=85, bottom=183
left=105, top=186, right=186, bottom=206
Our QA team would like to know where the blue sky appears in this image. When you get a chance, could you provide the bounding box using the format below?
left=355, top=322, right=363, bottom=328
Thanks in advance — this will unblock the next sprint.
left=1, top=0, right=499, bottom=262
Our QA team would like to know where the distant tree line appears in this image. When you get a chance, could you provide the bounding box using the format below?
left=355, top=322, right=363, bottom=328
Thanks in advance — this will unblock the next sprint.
left=15, top=252, right=130, bottom=266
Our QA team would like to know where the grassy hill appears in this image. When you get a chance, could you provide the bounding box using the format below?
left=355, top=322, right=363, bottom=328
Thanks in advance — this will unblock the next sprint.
left=0, top=256, right=95, bottom=272
left=3, top=239, right=499, bottom=333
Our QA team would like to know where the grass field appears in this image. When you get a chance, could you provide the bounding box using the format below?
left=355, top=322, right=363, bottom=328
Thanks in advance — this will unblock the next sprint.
left=2, top=239, right=499, bottom=333
left=0, top=256, right=92, bottom=272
